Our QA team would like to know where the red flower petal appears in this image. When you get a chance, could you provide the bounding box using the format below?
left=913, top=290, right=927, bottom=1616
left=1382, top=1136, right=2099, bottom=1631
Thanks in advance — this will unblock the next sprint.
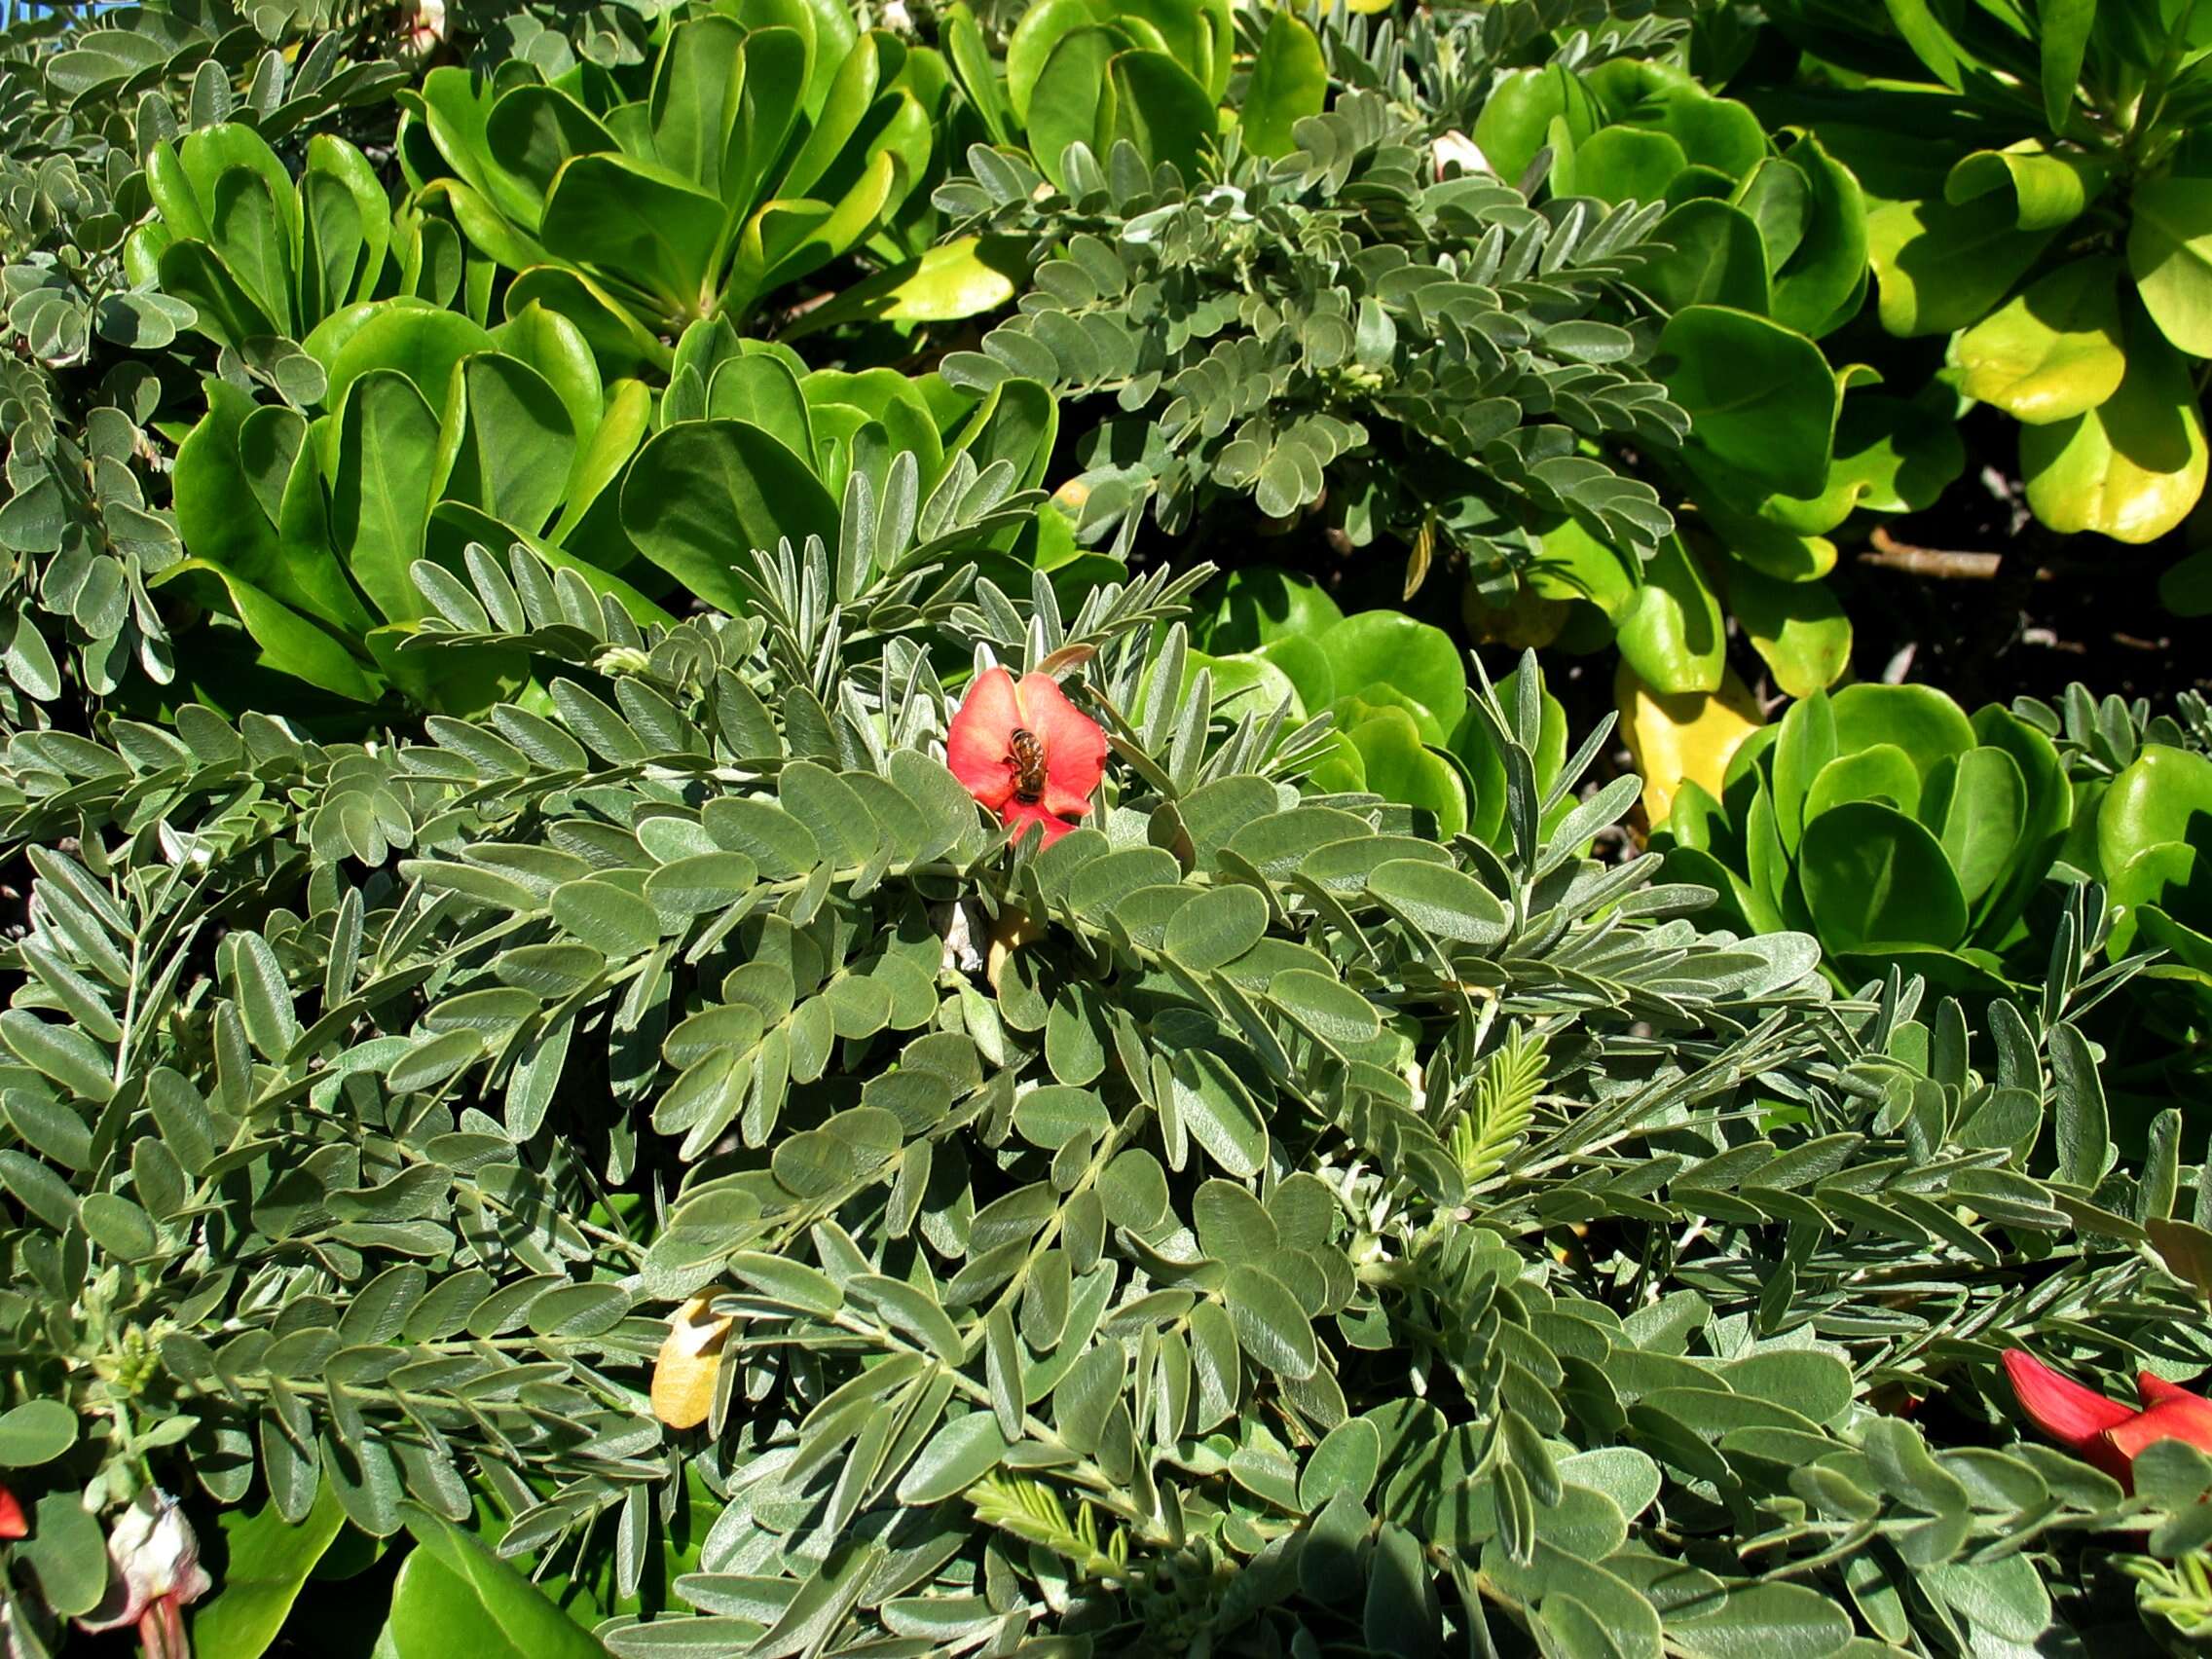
left=0, top=1484, right=23, bottom=1540
left=2107, top=1391, right=2212, bottom=1463
left=947, top=667, right=1022, bottom=812
left=1004, top=801, right=1077, bottom=847
left=2004, top=1349, right=2135, bottom=1450
left=1013, top=673, right=1107, bottom=820
left=2138, top=1372, right=2202, bottom=1407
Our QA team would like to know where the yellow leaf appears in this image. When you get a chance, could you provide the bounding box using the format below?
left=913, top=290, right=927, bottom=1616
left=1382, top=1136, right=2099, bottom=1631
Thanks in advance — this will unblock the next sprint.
left=651, top=1295, right=732, bottom=1430
left=2022, top=316, right=2207, bottom=543
left=1616, top=660, right=1764, bottom=826
left=986, top=905, right=1045, bottom=994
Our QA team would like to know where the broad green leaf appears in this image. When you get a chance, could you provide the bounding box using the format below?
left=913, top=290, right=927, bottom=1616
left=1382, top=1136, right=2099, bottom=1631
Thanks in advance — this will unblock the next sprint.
left=1525, top=517, right=1640, bottom=619
left=483, top=86, right=617, bottom=231
left=1028, top=26, right=1118, bottom=188
left=152, top=560, right=383, bottom=703
left=2022, top=314, right=2206, bottom=542
left=1740, top=134, right=1867, bottom=338
left=1656, top=307, right=1839, bottom=498
left=648, top=14, right=748, bottom=198
left=333, top=369, right=443, bottom=624
left=2129, top=172, right=2212, bottom=358
left=1100, top=50, right=1213, bottom=179
left=1318, top=610, right=1466, bottom=728
left=2041, top=0, right=2095, bottom=134
left=538, top=154, right=725, bottom=318
left=502, top=266, right=674, bottom=379
left=1241, top=13, right=1325, bottom=160
left=1472, top=64, right=1600, bottom=187
left=1207, top=565, right=1346, bottom=648
left=1727, top=563, right=1851, bottom=698
left=192, top=1482, right=349, bottom=1659
left=1567, top=126, right=1687, bottom=206
left=1615, top=535, right=1724, bottom=695
left=1800, top=800, right=1969, bottom=951
left=173, top=387, right=368, bottom=637
left=1805, top=744, right=1923, bottom=823
left=1343, top=709, right=1467, bottom=836
left=1641, top=199, right=1772, bottom=315
left=0, top=1399, right=76, bottom=1466
left=1928, top=747, right=2028, bottom=907
left=1866, top=192, right=2056, bottom=338
left=622, top=420, right=839, bottom=615
left=1830, top=682, right=1975, bottom=778
left=1959, top=256, right=2127, bottom=423
left=2098, top=744, right=2212, bottom=879
left=441, top=353, right=576, bottom=534
left=1946, top=141, right=2104, bottom=233
left=324, top=303, right=497, bottom=417
left=1006, top=0, right=1101, bottom=125
left=380, top=1507, right=608, bottom=1658
left=1586, top=59, right=1764, bottom=177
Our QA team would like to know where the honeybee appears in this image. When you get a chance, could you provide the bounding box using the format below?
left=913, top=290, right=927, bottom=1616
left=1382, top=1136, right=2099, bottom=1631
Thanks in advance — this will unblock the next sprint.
left=1009, top=726, right=1047, bottom=804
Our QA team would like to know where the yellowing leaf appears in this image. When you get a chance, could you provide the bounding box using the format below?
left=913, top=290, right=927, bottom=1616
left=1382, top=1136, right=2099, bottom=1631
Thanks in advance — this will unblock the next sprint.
left=651, top=1294, right=731, bottom=1429
left=987, top=905, right=1045, bottom=994
left=1617, top=660, right=1764, bottom=826
left=2022, top=317, right=2207, bottom=543
left=1957, top=257, right=2125, bottom=424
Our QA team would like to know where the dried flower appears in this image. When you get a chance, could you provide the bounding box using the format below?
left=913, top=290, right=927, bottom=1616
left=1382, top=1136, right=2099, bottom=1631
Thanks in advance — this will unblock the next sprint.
left=77, top=1492, right=210, bottom=1659
left=652, top=1294, right=734, bottom=1430
left=1432, top=129, right=1491, bottom=180
left=946, top=667, right=1107, bottom=848
left=2004, top=1349, right=2212, bottom=1490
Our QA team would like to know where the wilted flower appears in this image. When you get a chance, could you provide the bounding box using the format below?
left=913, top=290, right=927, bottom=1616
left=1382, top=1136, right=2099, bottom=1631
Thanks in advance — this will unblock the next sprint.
left=946, top=667, right=1108, bottom=848
left=1432, top=129, right=1491, bottom=180
left=400, top=0, right=445, bottom=60
left=651, top=1294, right=733, bottom=1431
left=2004, top=1349, right=2212, bottom=1490
left=76, top=1492, right=210, bottom=1659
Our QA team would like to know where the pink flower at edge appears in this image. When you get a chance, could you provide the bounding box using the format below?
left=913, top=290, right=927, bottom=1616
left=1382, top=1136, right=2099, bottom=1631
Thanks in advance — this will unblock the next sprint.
left=2003, top=1348, right=2212, bottom=1492
left=945, top=667, right=1108, bottom=848
left=75, top=1492, right=210, bottom=1659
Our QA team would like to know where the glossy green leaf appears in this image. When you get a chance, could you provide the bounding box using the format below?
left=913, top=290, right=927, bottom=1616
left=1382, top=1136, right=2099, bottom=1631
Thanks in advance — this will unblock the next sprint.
left=1656, top=307, right=1839, bottom=498
left=622, top=420, right=840, bottom=615
left=1641, top=199, right=1772, bottom=314
left=1945, top=141, right=2103, bottom=233
left=1727, top=563, right=1851, bottom=698
left=2022, top=313, right=2207, bottom=542
left=1616, top=535, right=1724, bottom=695
left=192, top=1482, right=349, bottom=1659
left=1866, top=193, right=2056, bottom=338
left=380, top=1507, right=608, bottom=1658
left=1928, top=747, right=2028, bottom=907
left=1800, top=800, right=1969, bottom=951
left=1241, top=12, right=1325, bottom=160
left=2129, top=172, right=2212, bottom=358
left=1958, top=257, right=2125, bottom=423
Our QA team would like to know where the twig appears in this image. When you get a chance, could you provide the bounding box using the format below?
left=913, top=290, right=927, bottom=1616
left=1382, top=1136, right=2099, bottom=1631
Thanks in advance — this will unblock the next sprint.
left=1859, top=525, right=2004, bottom=579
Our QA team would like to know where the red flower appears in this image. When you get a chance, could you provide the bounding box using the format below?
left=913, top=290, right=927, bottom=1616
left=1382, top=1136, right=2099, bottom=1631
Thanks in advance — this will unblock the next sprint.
left=2003, top=1348, right=2212, bottom=1490
left=0, top=1483, right=23, bottom=1540
left=946, top=667, right=1107, bottom=847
